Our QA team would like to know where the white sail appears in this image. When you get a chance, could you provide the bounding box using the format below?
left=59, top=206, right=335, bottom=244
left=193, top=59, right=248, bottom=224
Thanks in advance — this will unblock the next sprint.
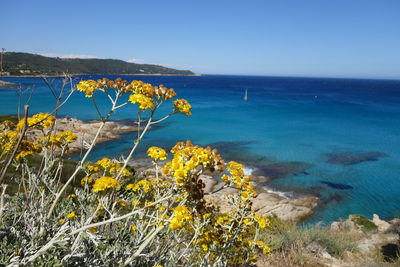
left=244, top=89, right=248, bottom=101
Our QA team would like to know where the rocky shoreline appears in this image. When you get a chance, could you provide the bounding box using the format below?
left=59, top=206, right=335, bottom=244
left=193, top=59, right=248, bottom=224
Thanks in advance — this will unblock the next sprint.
left=130, top=158, right=319, bottom=223
left=28, top=117, right=145, bottom=154
left=0, top=80, right=15, bottom=87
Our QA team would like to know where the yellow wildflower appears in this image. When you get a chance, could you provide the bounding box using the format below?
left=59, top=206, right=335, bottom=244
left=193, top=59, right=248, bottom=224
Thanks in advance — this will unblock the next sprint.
left=254, top=215, right=268, bottom=228
left=67, top=194, right=76, bottom=199
left=173, top=99, right=192, bottom=115
left=128, top=94, right=154, bottom=110
left=81, top=176, right=94, bottom=186
left=147, top=146, right=167, bottom=161
left=66, top=212, right=77, bottom=220
left=92, top=176, right=118, bottom=192
left=77, top=80, right=98, bottom=97
left=17, top=113, right=55, bottom=130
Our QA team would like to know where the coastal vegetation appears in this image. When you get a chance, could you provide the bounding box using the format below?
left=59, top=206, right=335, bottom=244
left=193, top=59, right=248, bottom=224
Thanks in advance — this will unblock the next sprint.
left=1, top=52, right=195, bottom=76
left=0, top=77, right=398, bottom=266
left=0, top=77, right=269, bottom=266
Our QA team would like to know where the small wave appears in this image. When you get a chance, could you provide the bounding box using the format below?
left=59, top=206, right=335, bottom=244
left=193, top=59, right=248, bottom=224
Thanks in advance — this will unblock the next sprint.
left=243, top=166, right=256, bottom=175
left=265, top=188, right=291, bottom=198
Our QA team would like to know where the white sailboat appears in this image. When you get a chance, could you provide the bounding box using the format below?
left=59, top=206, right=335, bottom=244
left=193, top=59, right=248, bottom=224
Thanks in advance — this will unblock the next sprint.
left=244, top=89, right=248, bottom=101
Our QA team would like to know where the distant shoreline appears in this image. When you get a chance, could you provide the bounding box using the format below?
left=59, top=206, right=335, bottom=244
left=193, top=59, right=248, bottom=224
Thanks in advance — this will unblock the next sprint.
left=2, top=73, right=202, bottom=78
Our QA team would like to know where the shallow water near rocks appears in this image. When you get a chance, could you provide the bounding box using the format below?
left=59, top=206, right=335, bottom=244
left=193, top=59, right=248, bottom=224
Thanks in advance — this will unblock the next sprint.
left=1, top=74, right=400, bottom=225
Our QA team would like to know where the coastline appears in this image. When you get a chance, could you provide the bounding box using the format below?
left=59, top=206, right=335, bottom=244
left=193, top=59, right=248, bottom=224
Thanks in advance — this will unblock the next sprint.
left=0, top=80, right=16, bottom=87
left=1, top=73, right=202, bottom=78
left=129, top=157, right=319, bottom=223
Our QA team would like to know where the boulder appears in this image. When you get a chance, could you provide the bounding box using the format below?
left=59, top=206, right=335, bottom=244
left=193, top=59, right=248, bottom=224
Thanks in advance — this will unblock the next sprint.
left=372, top=214, right=391, bottom=232
left=199, top=175, right=218, bottom=194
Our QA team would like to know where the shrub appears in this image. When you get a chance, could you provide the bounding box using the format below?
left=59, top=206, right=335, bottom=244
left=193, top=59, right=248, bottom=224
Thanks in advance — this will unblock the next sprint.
left=0, top=77, right=271, bottom=266
left=351, top=215, right=378, bottom=232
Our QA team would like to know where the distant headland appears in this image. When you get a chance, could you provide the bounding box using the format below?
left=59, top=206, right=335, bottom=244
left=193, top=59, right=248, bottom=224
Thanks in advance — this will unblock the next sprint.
left=0, top=52, right=198, bottom=76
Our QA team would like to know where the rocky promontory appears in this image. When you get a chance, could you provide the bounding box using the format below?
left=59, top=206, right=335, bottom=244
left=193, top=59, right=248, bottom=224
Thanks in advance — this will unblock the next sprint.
left=0, top=80, right=15, bottom=87
left=28, top=117, right=145, bottom=153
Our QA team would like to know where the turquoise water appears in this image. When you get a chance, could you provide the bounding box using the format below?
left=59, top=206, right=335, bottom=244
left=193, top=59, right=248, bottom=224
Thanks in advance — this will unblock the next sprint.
left=1, top=75, right=400, bottom=224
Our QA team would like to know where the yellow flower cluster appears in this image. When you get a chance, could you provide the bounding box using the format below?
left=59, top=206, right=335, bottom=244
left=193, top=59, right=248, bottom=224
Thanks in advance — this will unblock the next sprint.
left=249, top=240, right=271, bottom=255
left=197, top=229, right=219, bottom=252
left=0, top=120, right=15, bottom=130
left=86, top=157, right=131, bottom=177
left=66, top=211, right=77, bottom=220
left=15, top=140, right=42, bottom=160
left=128, top=94, right=154, bottom=110
left=154, top=85, right=176, bottom=100
left=222, top=161, right=256, bottom=201
left=92, top=176, right=119, bottom=192
left=76, top=78, right=192, bottom=119
left=47, top=131, right=77, bottom=147
left=76, top=80, right=98, bottom=98
left=0, top=130, right=18, bottom=155
left=147, top=146, right=167, bottom=161
left=127, top=80, right=176, bottom=100
left=81, top=176, right=94, bottom=186
left=254, top=215, right=268, bottom=228
left=173, top=99, right=192, bottom=116
left=126, top=179, right=152, bottom=192
left=162, top=141, right=224, bottom=187
left=169, top=206, right=192, bottom=230
left=17, top=113, right=55, bottom=130
left=130, top=80, right=155, bottom=96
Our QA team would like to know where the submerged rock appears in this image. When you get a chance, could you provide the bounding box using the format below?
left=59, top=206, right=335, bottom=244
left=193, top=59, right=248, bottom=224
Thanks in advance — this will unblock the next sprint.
left=253, top=161, right=313, bottom=180
left=325, top=151, right=388, bottom=165
left=320, top=181, right=354, bottom=190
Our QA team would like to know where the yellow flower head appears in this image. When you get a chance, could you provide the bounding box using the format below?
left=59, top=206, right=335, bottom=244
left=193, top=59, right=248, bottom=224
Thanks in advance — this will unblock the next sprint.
left=66, top=211, right=77, bottom=220
left=15, top=140, right=42, bottom=160
left=169, top=206, right=192, bottom=230
left=81, top=176, right=94, bottom=186
left=77, top=80, right=98, bottom=97
left=17, top=113, right=55, bottom=130
left=47, top=131, right=77, bottom=147
left=92, top=176, right=118, bottom=192
left=128, top=94, right=154, bottom=110
left=254, top=215, right=269, bottom=229
left=173, top=99, right=192, bottom=116
left=147, top=146, right=167, bottom=161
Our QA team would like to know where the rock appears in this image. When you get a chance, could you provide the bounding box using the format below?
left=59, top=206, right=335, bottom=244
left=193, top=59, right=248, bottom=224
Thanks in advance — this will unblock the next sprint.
left=250, top=175, right=270, bottom=183
left=387, top=219, right=400, bottom=235
left=325, top=151, right=388, bottom=165
left=330, top=221, right=341, bottom=231
left=27, top=117, right=146, bottom=154
left=0, top=80, right=15, bottom=87
left=204, top=187, right=239, bottom=213
left=251, top=192, right=318, bottom=222
left=199, top=175, right=218, bottom=194
left=357, top=233, right=399, bottom=253
left=206, top=189, right=318, bottom=222
left=372, top=214, right=391, bottom=232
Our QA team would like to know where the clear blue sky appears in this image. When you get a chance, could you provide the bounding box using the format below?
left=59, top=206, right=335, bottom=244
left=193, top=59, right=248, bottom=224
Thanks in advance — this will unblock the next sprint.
left=2, top=0, right=400, bottom=78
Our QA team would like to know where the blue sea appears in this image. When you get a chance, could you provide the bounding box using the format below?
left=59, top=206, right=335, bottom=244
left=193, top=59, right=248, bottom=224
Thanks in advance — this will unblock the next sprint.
left=1, top=75, right=400, bottom=225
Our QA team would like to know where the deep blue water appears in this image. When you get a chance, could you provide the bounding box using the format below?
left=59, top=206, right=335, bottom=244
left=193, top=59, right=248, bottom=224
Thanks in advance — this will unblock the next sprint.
left=1, top=74, right=400, bottom=225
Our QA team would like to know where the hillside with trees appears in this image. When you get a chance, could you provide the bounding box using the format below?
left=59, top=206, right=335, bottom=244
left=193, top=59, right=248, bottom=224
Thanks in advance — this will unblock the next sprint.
left=1, top=52, right=195, bottom=76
